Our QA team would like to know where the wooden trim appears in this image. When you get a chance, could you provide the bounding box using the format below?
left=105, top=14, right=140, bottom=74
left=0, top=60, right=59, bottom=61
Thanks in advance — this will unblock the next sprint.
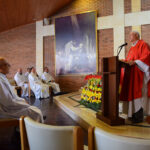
left=19, top=116, right=29, bottom=150
left=49, top=86, right=53, bottom=102
left=28, top=82, right=31, bottom=97
left=146, top=116, right=150, bottom=124
left=88, top=126, right=95, bottom=150
left=73, top=126, right=84, bottom=150
left=0, top=118, right=19, bottom=127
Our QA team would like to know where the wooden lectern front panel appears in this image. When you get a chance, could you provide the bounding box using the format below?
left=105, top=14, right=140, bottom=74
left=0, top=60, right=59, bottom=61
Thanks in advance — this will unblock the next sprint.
left=97, top=56, right=125, bottom=125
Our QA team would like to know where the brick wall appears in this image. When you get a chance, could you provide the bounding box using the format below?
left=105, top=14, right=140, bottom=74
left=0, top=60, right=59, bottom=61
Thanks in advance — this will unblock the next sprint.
left=45, top=0, right=150, bottom=92
left=1, top=0, right=150, bottom=92
left=141, top=24, right=150, bottom=45
left=124, top=0, right=131, bottom=13
left=125, top=0, right=150, bottom=13
left=125, top=26, right=132, bottom=57
left=43, top=36, right=55, bottom=77
left=98, top=29, right=114, bottom=72
left=141, top=0, right=150, bottom=11
left=0, top=23, right=36, bottom=78
left=43, top=0, right=114, bottom=92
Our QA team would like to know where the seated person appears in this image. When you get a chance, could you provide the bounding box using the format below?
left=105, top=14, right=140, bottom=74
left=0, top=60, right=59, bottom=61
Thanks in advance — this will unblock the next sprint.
left=14, top=68, right=28, bottom=97
left=41, top=67, right=60, bottom=94
left=28, top=67, right=50, bottom=99
left=25, top=67, right=31, bottom=82
left=0, top=58, right=43, bottom=122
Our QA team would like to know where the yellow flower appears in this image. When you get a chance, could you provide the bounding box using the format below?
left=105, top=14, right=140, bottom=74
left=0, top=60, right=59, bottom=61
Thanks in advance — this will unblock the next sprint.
left=92, top=100, right=97, bottom=103
left=97, top=100, right=101, bottom=103
left=81, top=95, right=84, bottom=99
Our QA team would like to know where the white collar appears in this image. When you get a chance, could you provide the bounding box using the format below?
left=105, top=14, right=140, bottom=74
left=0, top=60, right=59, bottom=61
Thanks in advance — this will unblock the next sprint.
left=44, top=72, right=49, bottom=74
left=0, top=72, right=6, bottom=78
left=17, top=72, right=23, bottom=76
left=132, top=40, right=139, bottom=47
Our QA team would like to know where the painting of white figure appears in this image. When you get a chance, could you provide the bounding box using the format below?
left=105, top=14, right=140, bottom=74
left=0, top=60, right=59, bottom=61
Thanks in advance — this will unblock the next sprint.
left=55, top=11, right=97, bottom=75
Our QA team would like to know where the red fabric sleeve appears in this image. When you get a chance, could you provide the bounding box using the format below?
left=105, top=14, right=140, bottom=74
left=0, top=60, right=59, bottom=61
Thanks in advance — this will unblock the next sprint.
left=139, top=42, right=150, bottom=66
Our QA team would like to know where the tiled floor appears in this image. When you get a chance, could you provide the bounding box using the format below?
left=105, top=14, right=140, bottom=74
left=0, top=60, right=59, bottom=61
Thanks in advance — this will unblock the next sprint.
left=28, top=97, right=79, bottom=126
left=0, top=96, right=88, bottom=150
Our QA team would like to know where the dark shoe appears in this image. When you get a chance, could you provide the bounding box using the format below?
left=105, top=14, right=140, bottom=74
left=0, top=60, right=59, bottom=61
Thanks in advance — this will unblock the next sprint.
left=132, top=108, right=144, bottom=123
left=53, top=92, right=68, bottom=96
left=128, top=117, right=132, bottom=121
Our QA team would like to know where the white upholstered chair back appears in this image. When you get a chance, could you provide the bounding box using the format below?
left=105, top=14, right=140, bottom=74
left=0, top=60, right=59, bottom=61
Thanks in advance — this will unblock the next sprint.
left=89, top=127, right=150, bottom=150
left=20, top=117, right=83, bottom=150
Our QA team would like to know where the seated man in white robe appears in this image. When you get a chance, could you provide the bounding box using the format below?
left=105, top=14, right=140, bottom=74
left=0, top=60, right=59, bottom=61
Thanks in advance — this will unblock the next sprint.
left=28, top=67, right=50, bottom=99
left=41, top=67, right=60, bottom=94
left=25, top=67, right=31, bottom=82
left=14, top=68, right=28, bottom=97
left=0, top=58, right=43, bottom=122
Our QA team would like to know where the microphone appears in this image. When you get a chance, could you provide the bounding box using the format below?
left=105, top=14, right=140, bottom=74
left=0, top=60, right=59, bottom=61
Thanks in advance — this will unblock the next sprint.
left=119, top=42, right=128, bottom=48
left=117, top=42, right=128, bottom=56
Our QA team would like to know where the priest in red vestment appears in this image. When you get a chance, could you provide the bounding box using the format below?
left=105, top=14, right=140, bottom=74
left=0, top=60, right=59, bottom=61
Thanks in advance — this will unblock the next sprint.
left=120, top=31, right=150, bottom=123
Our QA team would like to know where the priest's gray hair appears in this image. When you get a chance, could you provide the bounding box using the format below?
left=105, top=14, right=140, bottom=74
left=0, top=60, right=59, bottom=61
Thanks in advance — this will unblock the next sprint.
left=132, top=31, right=140, bottom=39
left=0, top=57, right=6, bottom=66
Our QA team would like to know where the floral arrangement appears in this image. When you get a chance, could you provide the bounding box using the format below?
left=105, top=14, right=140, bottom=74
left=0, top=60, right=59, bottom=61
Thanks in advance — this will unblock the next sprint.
left=80, top=74, right=102, bottom=111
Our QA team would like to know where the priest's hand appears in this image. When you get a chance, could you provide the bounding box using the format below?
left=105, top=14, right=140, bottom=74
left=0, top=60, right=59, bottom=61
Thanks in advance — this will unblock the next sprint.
left=120, top=59, right=125, bottom=62
left=128, top=61, right=136, bottom=66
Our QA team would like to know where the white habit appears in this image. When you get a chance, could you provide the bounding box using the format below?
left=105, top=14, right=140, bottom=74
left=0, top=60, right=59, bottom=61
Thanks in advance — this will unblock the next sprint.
left=41, top=72, right=60, bottom=94
left=28, top=72, right=50, bottom=99
left=14, top=72, right=28, bottom=97
left=25, top=72, right=29, bottom=82
left=0, top=73, right=43, bottom=122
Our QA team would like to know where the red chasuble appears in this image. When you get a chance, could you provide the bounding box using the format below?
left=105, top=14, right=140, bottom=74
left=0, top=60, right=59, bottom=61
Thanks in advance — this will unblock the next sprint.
left=120, top=40, right=150, bottom=101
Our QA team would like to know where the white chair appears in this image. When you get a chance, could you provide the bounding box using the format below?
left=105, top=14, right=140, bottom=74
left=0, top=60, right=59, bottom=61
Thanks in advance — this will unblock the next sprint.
left=20, top=116, right=84, bottom=150
left=88, top=127, right=150, bottom=150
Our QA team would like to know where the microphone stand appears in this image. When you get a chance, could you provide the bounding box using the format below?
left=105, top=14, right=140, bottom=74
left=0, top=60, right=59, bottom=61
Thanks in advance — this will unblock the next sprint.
left=117, top=46, right=123, bottom=56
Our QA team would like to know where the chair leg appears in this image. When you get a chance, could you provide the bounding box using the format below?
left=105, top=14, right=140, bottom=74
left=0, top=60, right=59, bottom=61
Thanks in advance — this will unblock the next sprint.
left=19, top=116, right=29, bottom=150
left=49, top=86, right=53, bottom=102
left=73, top=127, right=84, bottom=150
left=88, top=126, right=95, bottom=150
left=28, top=83, right=31, bottom=98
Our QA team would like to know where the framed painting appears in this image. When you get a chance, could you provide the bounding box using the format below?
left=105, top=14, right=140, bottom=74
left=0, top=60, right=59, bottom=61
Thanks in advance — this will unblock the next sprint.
left=55, top=11, right=97, bottom=75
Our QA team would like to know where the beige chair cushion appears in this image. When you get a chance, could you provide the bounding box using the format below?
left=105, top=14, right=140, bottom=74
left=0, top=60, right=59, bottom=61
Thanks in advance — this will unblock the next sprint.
left=94, top=127, right=150, bottom=150
left=24, top=117, right=74, bottom=150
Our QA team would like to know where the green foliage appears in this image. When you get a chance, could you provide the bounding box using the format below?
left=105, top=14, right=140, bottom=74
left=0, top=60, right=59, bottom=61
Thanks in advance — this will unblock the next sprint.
left=79, top=99, right=101, bottom=112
